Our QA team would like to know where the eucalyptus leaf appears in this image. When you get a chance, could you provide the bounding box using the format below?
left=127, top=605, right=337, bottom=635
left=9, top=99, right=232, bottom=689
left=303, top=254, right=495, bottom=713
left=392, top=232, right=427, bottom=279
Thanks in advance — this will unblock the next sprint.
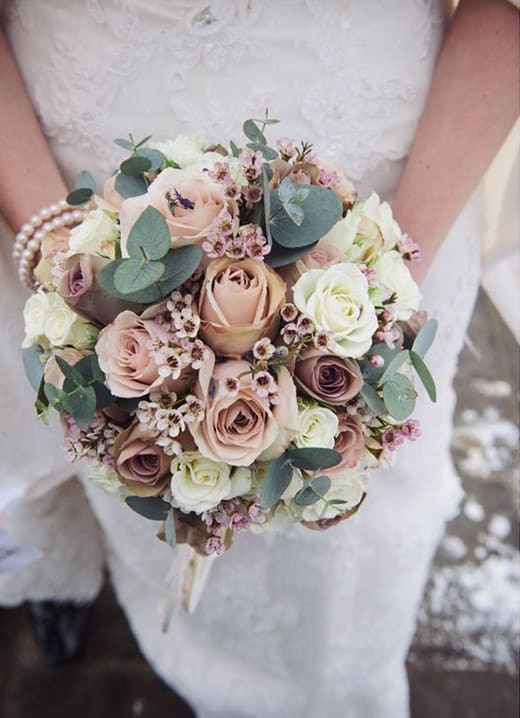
left=55, top=355, right=86, bottom=387
left=278, top=177, right=296, bottom=204
left=262, top=167, right=272, bottom=245
left=165, top=510, right=177, bottom=547
left=126, top=206, right=171, bottom=260
left=360, top=383, right=387, bottom=415
left=134, top=134, right=153, bottom=149
left=243, top=119, right=265, bottom=144
left=230, top=141, right=240, bottom=157
left=115, top=172, right=148, bottom=199
left=283, top=201, right=304, bottom=227
left=382, top=373, right=417, bottom=421
left=285, top=447, right=342, bottom=471
left=66, top=188, right=93, bottom=206
left=113, top=259, right=164, bottom=294
left=265, top=240, right=318, bottom=268
left=66, top=384, right=97, bottom=429
left=136, top=148, right=164, bottom=171
left=125, top=496, right=171, bottom=521
left=269, top=183, right=342, bottom=248
left=114, top=138, right=134, bottom=150
left=120, top=155, right=152, bottom=176
left=22, top=345, right=45, bottom=391
left=74, top=171, right=96, bottom=192
left=412, top=318, right=438, bottom=358
left=259, top=457, right=293, bottom=509
left=246, top=142, right=278, bottom=160
left=410, top=351, right=437, bottom=402
left=378, top=350, right=410, bottom=385
left=294, top=476, right=331, bottom=506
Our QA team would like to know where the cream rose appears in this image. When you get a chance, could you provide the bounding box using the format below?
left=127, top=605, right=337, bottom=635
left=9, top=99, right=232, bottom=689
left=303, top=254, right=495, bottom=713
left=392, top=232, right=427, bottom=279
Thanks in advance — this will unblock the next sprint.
left=149, top=135, right=222, bottom=170
left=325, top=192, right=401, bottom=265
left=66, top=209, right=118, bottom=259
left=373, top=251, right=421, bottom=321
left=23, top=289, right=98, bottom=349
left=119, top=167, right=230, bottom=255
left=199, top=258, right=286, bottom=357
left=293, top=263, right=378, bottom=358
left=300, top=470, right=367, bottom=522
left=189, top=352, right=299, bottom=467
left=293, top=400, right=339, bottom=450
left=170, top=451, right=252, bottom=513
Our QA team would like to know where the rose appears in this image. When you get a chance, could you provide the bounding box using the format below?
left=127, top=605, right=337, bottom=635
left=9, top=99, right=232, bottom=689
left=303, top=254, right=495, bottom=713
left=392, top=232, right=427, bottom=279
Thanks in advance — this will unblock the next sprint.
left=57, top=254, right=140, bottom=326
left=315, top=158, right=357, bottom=208
left=198, top=258, right=287, bottom=356
left=293, top=263, right=378, bottom=358
left=189, top=351, right=298, bottom=467
left=299, top=470, right=367, bottom=522
left=279, top=239, right=343, bottom=288
left=66, top=209, right=117, bottom=259
left=33, top=228, right=71, bottom=285
left=113, top=422, right=170, bottom=497
left=294, top=348, right=363, bottom=406
left=373, top=251, right=421, bottom=321
left=103, top=175, right=124, bottom=209
left=293, top=400, right=339, bottom=450
left=149, top=135, right=223, bottom=170
left=95, top=310, right=168, bottom=398
left=43, top=348, right=88, bottom=389
left=325, top=192, right=401, bottom=264
left=22, top=288, right=98, bottom=349
left=170, top=451, right=252, bottom=513
left=330, top=413, right=366, bottom=471
left=119, top=167, right=232, bottom=255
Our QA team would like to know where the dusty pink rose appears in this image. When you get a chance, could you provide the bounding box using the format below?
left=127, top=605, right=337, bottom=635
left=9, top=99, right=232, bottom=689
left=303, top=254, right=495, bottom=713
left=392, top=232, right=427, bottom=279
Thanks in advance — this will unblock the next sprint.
left=294, top=348, right=363, bottom=406
left=330, top=413, right=366, bottom=472
left=119, top=167, right=232, bottom=255
left=113, top=422, right=170, bottom=496
left=189, top=351, right=298, bottom=467
left=198, top=258, right=286, bottom=357
left=95, top=310, right=168, bottom=398
left=44, top=348, right=88, bottom=389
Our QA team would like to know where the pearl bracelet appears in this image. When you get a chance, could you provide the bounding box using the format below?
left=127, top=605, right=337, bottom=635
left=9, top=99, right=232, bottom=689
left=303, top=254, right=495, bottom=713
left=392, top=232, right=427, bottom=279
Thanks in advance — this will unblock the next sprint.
left=13, top=200, right=87, bottom=289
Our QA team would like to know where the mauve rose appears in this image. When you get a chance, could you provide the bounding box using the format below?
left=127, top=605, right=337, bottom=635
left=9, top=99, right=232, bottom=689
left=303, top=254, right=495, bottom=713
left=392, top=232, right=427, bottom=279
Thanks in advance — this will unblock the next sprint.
left=119, top=167, right=233, bottom=256
left=189, top=351, right=298, bottom=467
left=113, top=422, right=170, bottom=496
left=198, top=258, right=286, bottom=357
left=294, top=348, right=363, bottom=406
left=330, top=413, right=366, bottom=472
left=57, top=254, right=141, bottom=326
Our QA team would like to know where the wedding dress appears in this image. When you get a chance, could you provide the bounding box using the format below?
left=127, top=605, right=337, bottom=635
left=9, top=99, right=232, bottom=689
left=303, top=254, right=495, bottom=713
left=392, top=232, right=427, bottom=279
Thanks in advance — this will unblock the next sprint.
left=0, top=1, right=482, bottom=716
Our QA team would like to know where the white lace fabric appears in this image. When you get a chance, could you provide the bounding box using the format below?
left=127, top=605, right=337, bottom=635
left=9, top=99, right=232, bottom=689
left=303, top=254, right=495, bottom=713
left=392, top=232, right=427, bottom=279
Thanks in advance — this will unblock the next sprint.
left=1, top=2, right=481, bottom=717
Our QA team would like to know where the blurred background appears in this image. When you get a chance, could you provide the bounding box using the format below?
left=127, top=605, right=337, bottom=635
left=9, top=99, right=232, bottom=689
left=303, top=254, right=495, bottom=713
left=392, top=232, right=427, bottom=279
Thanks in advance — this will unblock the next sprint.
left=0, top=122, right=518, bottom=717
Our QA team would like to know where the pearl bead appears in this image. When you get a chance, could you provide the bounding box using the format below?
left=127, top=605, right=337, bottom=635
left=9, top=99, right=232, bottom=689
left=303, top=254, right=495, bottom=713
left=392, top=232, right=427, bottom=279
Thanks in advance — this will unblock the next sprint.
left=33, top=229, right=44, bottom=242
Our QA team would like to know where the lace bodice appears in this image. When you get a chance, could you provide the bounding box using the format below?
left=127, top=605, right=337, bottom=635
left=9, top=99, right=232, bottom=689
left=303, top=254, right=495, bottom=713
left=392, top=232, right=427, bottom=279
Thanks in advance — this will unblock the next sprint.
left=3, top=0, right=446, bottom=198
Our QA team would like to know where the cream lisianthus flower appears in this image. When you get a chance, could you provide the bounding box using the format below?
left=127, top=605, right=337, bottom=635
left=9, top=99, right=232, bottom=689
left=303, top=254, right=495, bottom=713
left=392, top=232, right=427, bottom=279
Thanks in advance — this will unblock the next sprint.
left=170, top=451, right=252, bottom=514
left=325, top=192, right=401, bottom=264
left=66, top=208, right=118, bottom=259
left=373, top=250, right=421, bottom=321
left=293, top=400, right=339, bottom=450
left=293, top=263, right=378, bottom=358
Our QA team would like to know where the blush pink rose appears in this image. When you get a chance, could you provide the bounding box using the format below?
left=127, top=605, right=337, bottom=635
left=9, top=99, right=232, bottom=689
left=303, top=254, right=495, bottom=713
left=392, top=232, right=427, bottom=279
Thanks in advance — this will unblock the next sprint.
left=113, top=422, right=170, bottom=496
left=119, top=167, right=232, bottom=255
left=189, top=351, right=298, bottom=467
left=198, top=258, right=286, bottom=357
left=329, top=413, right=366, bottom=472
left=294, top=348, right=363, bottom=406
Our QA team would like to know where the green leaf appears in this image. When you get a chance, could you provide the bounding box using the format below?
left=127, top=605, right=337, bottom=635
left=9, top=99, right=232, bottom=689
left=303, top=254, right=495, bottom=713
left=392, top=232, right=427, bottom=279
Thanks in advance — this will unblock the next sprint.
left=134, top=134, right=153, bottom=149
left=412, top=318, right=438, bottom=358
left=55, top=355, right=86, bottom=387
left=66, top=188, right=93, bottom=205
left=262, top=167, right=272, bottom=246
left=269, top=183, right=342, bottom=249
left=165, top=510, right=177, bottom=547
left=67, top=384, right=97, bottom=429
left=265, top=240, right=318, bottom=268
left=410, top=351, right=437, bottom=402
left=382, top=373, right=417, bottom=421
left=114, top=138, right=134, bottom=150
left=360, top=383, right=387, bottom=415
left=120, top=155, right=152, bottom=176
left=294, top=476, right=331, bottom=506
left=230, top=141, right=240, bottom=158
left=378, top=350, right=410, bottom=385
left=72, top=355, right=113, bottom=409
left=283, top=201, right=304, bottom=226
left=113, top=259, right=164, bottom=294
left=22, top=345, right=45, bottom=391
left=246, top=142, right=278, bottom=160
left=115, top=172, right=147, bottom=199
left=125, top=496, right=171, bottom=521
left=243, top=119, right=266, bottom=144
left=259, top=457, right=293, bottom=509
left=136, top=148, right=164, bottom=171
left=74, top=171, right=96, bottom=192
left=278, top=177, right=296, bottom=204
left=126, top=206, right=171, bottom=260
left=285, top=447, right=342, bottom=471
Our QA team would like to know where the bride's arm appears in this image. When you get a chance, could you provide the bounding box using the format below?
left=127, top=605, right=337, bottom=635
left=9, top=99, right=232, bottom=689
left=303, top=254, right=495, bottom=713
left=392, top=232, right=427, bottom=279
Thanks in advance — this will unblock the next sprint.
left=392, top=0, right=519, bottom=283
left=0, top=28, right=68, bottom=232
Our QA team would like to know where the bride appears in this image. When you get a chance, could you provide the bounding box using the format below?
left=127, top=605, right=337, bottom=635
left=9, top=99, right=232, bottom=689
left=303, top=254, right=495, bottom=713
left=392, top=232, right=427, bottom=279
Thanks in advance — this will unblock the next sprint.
left=0, top=1, right=518, bottom=716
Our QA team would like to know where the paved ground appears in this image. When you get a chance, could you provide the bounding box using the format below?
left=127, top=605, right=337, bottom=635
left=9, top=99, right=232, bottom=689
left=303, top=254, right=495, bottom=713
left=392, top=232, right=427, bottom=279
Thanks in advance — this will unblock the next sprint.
left=1, top=287, right=518, bottom=718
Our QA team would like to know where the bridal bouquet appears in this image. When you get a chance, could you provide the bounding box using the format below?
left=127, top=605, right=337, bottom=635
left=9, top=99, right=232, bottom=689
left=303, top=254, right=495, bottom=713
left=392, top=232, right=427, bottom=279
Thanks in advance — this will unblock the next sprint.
left=20, top=114, right=437, bottom=556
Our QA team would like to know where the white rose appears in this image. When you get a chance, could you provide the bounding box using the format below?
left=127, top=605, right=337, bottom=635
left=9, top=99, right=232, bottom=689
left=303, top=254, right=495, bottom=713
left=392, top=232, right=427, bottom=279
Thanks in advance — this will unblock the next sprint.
left=300, top=470, right=367, bottom=522
left=293, top=263, right=378, bottom=358
left=150, top=135, right=228, bottom=173
left=373, top=250, right=421, bottom=320
left=88, top=464, right=127, bottom=498
left=66, top=320, right=100, bottom=350
left=293, top=401, right=338, bottom=450
left=325, top=192, right=401, bottom=264
left=66, top=209, right=118, bottom=258
left=22, top=290, right=50, bottom=348
left=170, top=451, right=251, bottom=513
